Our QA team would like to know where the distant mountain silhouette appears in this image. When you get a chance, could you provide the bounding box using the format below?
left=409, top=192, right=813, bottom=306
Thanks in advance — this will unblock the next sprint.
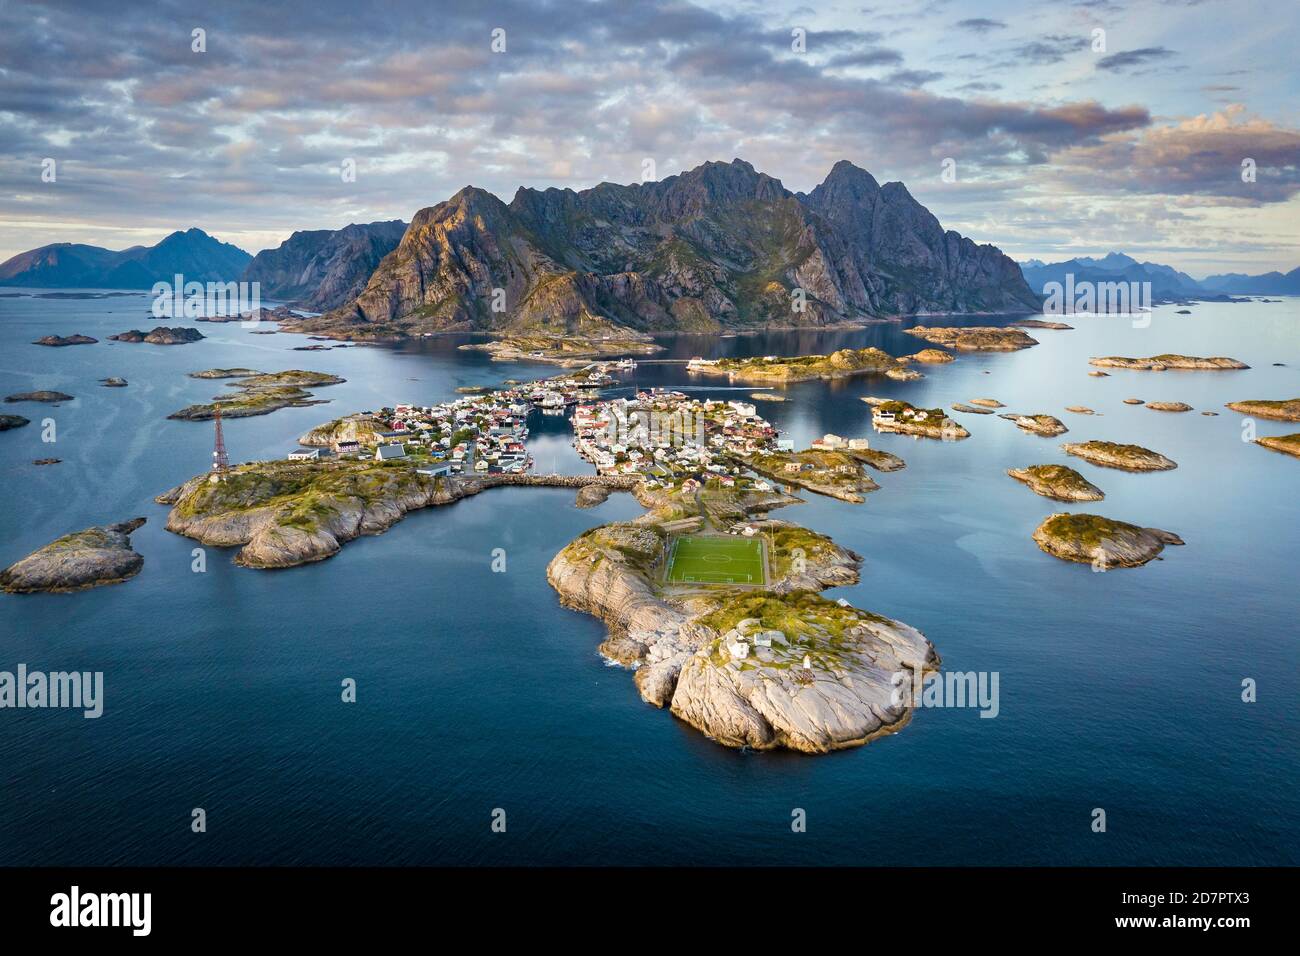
left=0, top=228, right=251, bottom=288
left=1020, top=252, right=1300, bottom=300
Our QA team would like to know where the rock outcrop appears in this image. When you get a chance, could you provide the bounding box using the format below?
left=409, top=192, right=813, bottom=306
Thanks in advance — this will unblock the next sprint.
left=1089, top=354, right=1249, bottom=371
left=5, top=390, right=73, bottom=403
left=33, top=334, right=97, bottom=346
left=168, top=370, right=345, bottom=420
left=109, top=326, right=205, bottom=345
left=1007, top=464, right=1104, bottom=501
left=1032, top=513, right=1183, bottom=568
left=1062, top=440, right=1177, bottom=471
left=0, top=414, right=31, bottom=430
left=1002, top=413, right=1068, bottom=437
left=1, top=518, right=146, bottom=593
left=904, top=326, right=1038, bottom=351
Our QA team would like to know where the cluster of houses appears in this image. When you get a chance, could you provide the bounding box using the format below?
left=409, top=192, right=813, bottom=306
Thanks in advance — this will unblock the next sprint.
left=571, top=390, right=781, bottom=482
left=808, top=433, right=872, bottom=452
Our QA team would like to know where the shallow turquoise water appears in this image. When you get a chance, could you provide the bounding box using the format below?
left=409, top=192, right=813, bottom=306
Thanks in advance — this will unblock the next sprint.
left=1, top=292, right=1296, bottom=865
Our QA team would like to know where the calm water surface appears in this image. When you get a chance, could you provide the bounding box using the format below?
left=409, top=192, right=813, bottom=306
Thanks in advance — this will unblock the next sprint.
left=1, top=292, right=1296, bottom=865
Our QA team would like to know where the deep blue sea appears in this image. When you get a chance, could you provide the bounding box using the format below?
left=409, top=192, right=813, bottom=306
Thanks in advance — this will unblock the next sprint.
left=1, top=291, right=1296, bottom=865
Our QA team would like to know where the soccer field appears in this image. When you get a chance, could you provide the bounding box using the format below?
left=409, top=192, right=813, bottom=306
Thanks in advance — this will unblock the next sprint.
left=665, top=535, right=766, bottom=585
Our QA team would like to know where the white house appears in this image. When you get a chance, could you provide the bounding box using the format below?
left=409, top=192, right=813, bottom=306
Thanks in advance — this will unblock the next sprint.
left=375, top=443, right=407, bottom=461
left=287, top=447, right=321, bottom=461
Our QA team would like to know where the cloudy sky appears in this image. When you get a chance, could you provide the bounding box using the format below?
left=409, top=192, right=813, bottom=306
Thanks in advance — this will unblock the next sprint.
left=2, top=0, right=1297, bottom=276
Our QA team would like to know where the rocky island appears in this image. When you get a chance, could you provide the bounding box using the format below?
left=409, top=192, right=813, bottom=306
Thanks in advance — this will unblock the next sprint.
left=1146, top=402, right=1193, bottom=412
left=458, top=333, right=663, bottom=366
left=1007, top=464, right=1104, bottom=501
left=546, top=483, right=940, bottom=753
left=0, top=517, right=147, bottom=593
left=0, top=414, right=31, bottom=430
left=866, top=399, right=969, bottom=439
left=1089, top=354, right=1249, bottom=371
left=1032, top=513, right=1183, bottom=568
left=1001, top=413, right=1068, bottom=437
left=909, top=348, right=955, bottom=363
left=1062, top=440, right=1177, bottom=471
left=688, top=347, right=903, bottom=384
left=904, top=326, right=1038, bottom=351
left=739, top=448, right=880, bottom=502
left=1225, top=399, right=1300, bottom=422
left=168, top=370, right=346, bottom=420
left=5, top=390, right=74, bottom=404
left=33, top=334, right=97, bottom=346
left=109, top=326, right=205, bottom=345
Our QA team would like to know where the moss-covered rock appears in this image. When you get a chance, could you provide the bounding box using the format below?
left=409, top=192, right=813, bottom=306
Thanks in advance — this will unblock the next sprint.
left=1032, top=513, right=1183, bottom=568
left=1007, top=464, right=1104, bottom=502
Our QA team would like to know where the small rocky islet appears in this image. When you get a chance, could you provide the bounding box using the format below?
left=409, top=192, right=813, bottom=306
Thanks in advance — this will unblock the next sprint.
left=1088, top=354, right=1249, bottom=371
left=32, top=334, right=97, bottom=346
left=1062, top=440, right=1177, bottom=471
left=688, top=347, right=906, bottom=384
left=459, top=332, right=663, bottom=366
left=0, top=414, right=31, bottom=431
left=0, top=517, right=147, bottom=593
left=109, top=326, right=205, bottom=345
left=1007, top=464, right=1104, bottom=502
left=5, top=390, right=74, bottom=404
left=1032, top=513, right=1183, bottom=568
left=904, top=326, right=1038, bottom=351
left=1000, top=413, right=1068, bottom=437
left=168, top=369, right=346, bottom=420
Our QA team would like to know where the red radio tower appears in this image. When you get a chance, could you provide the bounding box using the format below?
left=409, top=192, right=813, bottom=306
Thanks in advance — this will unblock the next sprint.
left=211, top=404, right=230, bottom=477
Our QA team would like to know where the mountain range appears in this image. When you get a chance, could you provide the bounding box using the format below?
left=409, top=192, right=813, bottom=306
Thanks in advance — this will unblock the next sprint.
left=7, top=165, right=1296, bottom=328
left=289, top=158, right=1040, bottom=338
left=1019, top=252, right=1300, bottom=300
left=0, top=228, right=251, bottom=289
left=240, top=220, right=408, bottom=311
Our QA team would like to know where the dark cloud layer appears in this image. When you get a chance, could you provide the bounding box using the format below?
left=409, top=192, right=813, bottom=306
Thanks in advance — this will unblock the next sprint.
left=0, top=0, right=1293, bottom=271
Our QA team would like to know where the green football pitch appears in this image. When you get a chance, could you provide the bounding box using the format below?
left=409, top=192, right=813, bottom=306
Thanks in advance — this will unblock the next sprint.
left=665, top=535, right=766, bottom=585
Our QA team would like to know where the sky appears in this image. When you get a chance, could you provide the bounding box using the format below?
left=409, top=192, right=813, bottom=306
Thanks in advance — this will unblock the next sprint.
left=1, top=0, right=1298, bottom=277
